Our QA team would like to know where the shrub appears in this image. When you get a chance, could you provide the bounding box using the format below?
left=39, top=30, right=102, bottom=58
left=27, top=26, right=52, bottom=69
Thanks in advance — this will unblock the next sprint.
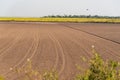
left=0, top=76, right=4, bottom=80
left=43, top=70, right=58, bottom=80
left=15, top=59, right=58, bottom=80
left=75, top=46, right=120, bottom=80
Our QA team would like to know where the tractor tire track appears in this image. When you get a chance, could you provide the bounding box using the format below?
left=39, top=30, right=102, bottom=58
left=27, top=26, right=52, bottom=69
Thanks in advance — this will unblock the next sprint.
left=1, top=32, right=29, bottom=76
left=21, top=30, right=40, bottom=68
left=62, top=24, right=120, bottom=59
left=65, top=25, right=120, bottom=58
left=62, top=27, right=119, bottom=59
left=0, top=32, right=23, bottom=58
left=4, top=31, right=40, bottom=79
left=0, top=35, right=16, bottom=51
left=0, top=32, right=19, bottom=55
left=0, top=32, right=25, bottom=77
left=48, top=32, right=66, bottom=75
left=61, top=24, right=120, bottom=45
left=12, top=32, right=36, bottom=68
left=48, top=33, right=59, bottom=69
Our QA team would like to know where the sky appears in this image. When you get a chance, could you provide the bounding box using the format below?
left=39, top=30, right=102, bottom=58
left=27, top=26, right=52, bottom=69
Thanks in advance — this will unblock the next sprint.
left=0, top=0, right=120, bottom=17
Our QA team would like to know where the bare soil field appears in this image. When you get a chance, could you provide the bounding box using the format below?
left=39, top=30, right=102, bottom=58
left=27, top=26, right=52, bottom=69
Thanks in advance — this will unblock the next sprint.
left=63, top=23, right=120, bottom=43
left=0, top=22, right=120, bottom=80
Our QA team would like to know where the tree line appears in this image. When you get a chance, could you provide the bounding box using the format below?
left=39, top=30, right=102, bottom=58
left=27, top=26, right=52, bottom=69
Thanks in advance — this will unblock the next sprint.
left=43, top=15, right=120, bottom=18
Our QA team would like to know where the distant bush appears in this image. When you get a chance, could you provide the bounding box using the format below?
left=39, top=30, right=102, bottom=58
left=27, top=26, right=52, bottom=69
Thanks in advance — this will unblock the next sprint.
left=75, top=46, right=120, bottom=80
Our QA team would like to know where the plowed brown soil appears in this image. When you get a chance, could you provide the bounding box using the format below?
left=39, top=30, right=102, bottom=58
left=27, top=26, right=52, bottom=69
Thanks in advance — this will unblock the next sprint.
left=0, top=22, right=120, bottom=80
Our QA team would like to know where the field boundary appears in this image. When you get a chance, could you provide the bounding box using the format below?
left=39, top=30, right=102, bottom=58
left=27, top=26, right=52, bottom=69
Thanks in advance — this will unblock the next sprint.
left=0, top=17, right=120, bottom=23
left=61, top=24, right=120, bottom=45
